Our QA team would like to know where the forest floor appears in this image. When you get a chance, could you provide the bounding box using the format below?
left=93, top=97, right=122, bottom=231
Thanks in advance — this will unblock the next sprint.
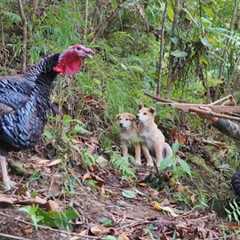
left=0, top=152, right=238, bottom=240
left=0, top=95, right=239, bottom=240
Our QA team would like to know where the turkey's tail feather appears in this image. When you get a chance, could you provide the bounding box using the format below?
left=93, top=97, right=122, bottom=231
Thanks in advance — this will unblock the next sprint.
left=232, top=171, right=240, bottom=196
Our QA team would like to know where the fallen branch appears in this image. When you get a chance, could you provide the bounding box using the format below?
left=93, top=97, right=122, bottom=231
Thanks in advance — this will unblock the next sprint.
left=189, top=107, right=240, bottom=122
left=0, top=233, right=31, bottom=240
left=145, top=92, right=240, bottom=121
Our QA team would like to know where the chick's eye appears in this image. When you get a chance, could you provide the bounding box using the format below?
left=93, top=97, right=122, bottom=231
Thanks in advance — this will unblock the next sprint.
left=76, top=47, right=81, bottom=51
left=143, top=112, right=147, bottom=115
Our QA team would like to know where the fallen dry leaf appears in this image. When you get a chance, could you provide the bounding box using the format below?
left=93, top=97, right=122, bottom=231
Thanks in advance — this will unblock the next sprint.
left=47, top=200, right=61, bottom=212
left=21, top=226, right=33, bottom=235
left=118, top=232, right=130, bottom=240
left=170, top=128, right=188, bottom=145
left=46, top=159, right=62, bottom=167
left=152, top=201, right=178, bottom=217
left=48, top=174, right=63, bottom=197
left=30, top=156, right=50, bottom=165
left=0, top=194, right=16, bottom=205
left=82, top=171, right=91, bottom=181
left=78, top=229, right=89, bottom=237
left=96, top=156, right=108, bottom=168
left=90, top=225, right=111, bottom=236
left=190, top=194, right=196, bottom=205
left=17, top=196, right=47, bottom=205
left=0, top=194, right=48, bottom=207
left=175, top=182, right=186, bottom=193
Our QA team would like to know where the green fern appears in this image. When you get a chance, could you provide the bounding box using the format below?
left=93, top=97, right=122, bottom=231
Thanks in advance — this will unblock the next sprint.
left=81, top=148, right=97, bottom=168
left=20, top=205, right=79, bottom=230
left=110, top=152, right=136, bottom=180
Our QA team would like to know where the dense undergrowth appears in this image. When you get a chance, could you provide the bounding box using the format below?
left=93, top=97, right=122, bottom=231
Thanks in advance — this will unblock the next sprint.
left=1, top=0, right=240, bottom=237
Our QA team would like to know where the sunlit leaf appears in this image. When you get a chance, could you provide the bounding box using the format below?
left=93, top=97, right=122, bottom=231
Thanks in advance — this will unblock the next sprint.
left=171, top=50, right=188, bottom=58
left=122, top=189, right=137, bottom=199
left=200, top=37, right=212, bottom=48
left=167, top=5, right=174, bottom=22
left=178, top=159, right=191, bottom=176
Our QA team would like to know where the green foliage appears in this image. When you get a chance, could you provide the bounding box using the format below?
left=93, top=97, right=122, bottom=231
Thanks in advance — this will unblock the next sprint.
left=20, top=205, right=79, bottom=230
left=81, top=148, right=97, bottom=168
left=64, top=175, right=77, bottom=194
left=102, top=236, right=117, bottom=240
left=110, top=152, right=136, bottom=180
left=1, top=2, right=240, bottom=226
left=98, top=217, right=113, bottom=227
left=84, top=179, right=98, bottom=190
left=122, top=189, right=137, bottom=199
left=159, top=143, right=192, bottom=179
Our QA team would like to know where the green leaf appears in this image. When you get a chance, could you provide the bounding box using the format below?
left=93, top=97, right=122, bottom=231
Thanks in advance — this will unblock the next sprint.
left=122, top=189, right=137, bottom=199
left=199, top=55, right=208, bottom=66
left=178, top=159, right=191, bottom=176
left=81, top=148, right=96, bottom=168
left=111, top=0, right=118, bottom=9
left=110, top=153, right=136, bottom=180
left=43, top=129, right=54, bottom=141
left=171, top=50, right=188, bottom=58
left=120, top=63, right=128, bottom=71
left=159, top=156, right=172, bottom=170
left=172, top=143, right=180, bottom=152
left=128, top=65, right=144, bottom=74
left=63, top=115, right=72, bottom=125
left=99, top=217, right=113, bottom=227
left=167, top=5, right=174, bottom=22
left=19, top=206, right=43, bottom=229
left=102, top=235, right=117, bottom=240
left=3, top=11, right=21, bottom=23
left=20, top=206, right=79, bottom=230
left=74, top=124, right=91, bottom=135
left=63, top=208, right=79, bottom=220
left=200, top=37, right=212, bottom=48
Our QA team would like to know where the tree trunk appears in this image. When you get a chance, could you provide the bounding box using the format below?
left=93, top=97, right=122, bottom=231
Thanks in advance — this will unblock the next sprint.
left=155, top=2, right=168, bottom=98
left=18, top=0, right=28, bottom=72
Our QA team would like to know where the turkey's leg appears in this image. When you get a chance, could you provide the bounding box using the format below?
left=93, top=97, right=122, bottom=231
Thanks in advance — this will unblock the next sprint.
left=0, top=155, right=15, bottom=191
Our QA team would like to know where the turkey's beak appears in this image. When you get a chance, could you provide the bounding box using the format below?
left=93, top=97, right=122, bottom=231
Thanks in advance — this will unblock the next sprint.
left=80, top=47, right=95, bottom=59
left=86, top=48, right=95, bottom=58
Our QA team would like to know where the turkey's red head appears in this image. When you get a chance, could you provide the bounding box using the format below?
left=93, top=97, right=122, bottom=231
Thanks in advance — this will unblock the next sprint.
left=53, top=44, right=94, bottom=75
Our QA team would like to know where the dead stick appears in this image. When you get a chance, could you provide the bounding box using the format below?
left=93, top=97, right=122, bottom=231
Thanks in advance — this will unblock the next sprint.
left=0, top=233, right=31, bottom=240
left=210, top=95, right=235, bottom=105
left=144, top=92, right=176, bottom=103
left=117, top=219, right=173, bottom=230
left=145, top=92, right=240, bottom=121
left=189, top=107, right=240, bottom=122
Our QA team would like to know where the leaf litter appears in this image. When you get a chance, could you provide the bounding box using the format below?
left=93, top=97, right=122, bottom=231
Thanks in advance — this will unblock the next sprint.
left=0, top=93, right=235, bottom=240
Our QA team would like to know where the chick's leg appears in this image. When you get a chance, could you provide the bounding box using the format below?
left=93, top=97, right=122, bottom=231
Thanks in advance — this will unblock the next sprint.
left=0, top=156, right=15, bottom=191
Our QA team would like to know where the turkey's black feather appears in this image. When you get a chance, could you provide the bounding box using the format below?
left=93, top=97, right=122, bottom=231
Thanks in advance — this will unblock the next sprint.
left=0, top=53, right=60, bottom=151
left=232, top=171, right=240, bottom=197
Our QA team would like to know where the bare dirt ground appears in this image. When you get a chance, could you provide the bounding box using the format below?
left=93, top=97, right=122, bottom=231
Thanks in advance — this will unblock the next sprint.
left=0, top=157, right=231, bottom=240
